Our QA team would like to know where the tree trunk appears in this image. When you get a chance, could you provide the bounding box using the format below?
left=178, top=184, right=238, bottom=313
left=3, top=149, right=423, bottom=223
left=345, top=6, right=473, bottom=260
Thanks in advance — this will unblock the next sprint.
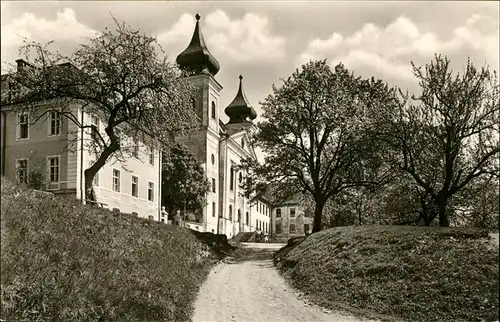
left=84, top=170, right=96, bottom=202
left=312, top=199, right=325, bottom=233
left=438, top=199, right=449, bottom=227
left=84, top=137, right=119, bottom=201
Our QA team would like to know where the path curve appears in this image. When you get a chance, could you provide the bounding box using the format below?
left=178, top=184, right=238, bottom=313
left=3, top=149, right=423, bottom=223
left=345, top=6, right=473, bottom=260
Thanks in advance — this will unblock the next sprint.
left=192, top=243, right=376, bottom=322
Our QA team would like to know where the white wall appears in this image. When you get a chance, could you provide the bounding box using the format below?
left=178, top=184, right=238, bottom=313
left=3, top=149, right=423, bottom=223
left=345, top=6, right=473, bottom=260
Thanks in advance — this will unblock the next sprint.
left=70, top=106, right=161, bottom=220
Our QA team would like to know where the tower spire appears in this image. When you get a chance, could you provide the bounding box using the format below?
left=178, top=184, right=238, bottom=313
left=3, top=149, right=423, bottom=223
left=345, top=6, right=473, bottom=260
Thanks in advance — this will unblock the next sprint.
left=225, top=75, right=257, bottom=124
left=176, top=13, right=220, bottom=76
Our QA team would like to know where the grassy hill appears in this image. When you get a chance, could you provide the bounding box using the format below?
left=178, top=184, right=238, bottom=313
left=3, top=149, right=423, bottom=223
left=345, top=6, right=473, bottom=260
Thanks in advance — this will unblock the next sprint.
left=275, top=225, right=499, bottom=322
left=0, top=179, right=220, bottom=321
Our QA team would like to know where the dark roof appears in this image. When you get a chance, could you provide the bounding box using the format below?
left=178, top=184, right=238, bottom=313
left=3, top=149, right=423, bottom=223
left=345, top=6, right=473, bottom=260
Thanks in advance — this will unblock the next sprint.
left=176, top=14, right=220, bottom=77
left=224, top=75, right=257, bottom=124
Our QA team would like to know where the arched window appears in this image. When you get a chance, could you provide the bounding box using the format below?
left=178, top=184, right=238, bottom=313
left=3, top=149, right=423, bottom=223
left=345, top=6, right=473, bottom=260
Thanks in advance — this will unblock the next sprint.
left=238, top=209, right=241, bottom=222
left=229, top=205, right=233, bottom=221
left=211, top=101, right=216, bottom=119
left=246, top=212, right=249, bottom=225
left=211, top=154, right=215, bottom=165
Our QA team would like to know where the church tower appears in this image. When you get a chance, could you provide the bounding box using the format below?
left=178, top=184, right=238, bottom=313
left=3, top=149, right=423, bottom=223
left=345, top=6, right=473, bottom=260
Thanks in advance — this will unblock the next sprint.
left=224, top=75, right=257, bottom=135
left=175, top=13, right=223, bottom=233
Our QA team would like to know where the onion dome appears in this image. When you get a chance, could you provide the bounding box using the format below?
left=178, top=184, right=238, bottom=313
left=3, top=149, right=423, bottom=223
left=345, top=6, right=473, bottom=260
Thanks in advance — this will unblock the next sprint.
left=176, top=13, right=220, bottom=76
left=225, top=75, right=257, bottom=124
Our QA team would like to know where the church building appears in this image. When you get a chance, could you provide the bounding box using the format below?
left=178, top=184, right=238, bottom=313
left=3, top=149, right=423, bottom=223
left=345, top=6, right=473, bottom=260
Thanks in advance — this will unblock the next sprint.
left=174, top=14, right=271, bottom=238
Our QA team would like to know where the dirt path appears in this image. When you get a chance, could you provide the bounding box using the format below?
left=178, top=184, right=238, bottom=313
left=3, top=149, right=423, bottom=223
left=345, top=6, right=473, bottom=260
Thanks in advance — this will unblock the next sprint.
left=192, top=243, right=376, bottom=322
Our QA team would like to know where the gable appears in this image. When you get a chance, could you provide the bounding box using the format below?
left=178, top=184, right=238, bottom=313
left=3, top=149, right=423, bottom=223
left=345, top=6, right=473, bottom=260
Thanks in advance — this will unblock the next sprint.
left=227, top=130, right=257, bottom=161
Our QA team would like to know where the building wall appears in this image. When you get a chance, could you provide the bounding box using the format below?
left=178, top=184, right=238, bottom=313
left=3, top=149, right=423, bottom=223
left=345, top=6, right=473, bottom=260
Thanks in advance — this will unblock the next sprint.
left=72, top=108, right=161, bottom=220
left=251, top=199, right=272, bottom=235
left=272, top=203, right=311, bottom=237
left=2, top=102, right=161, bottom=220
left=2, top=102, right=74, bottom=191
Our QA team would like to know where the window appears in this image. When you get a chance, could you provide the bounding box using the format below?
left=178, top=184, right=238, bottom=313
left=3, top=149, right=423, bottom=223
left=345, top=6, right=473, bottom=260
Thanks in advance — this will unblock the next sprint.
left=149, top=146, right=154, bottom=166
left=48, top=156, right=59, bottom=182
left=49, top=111, right=61, bottom=136
left=16, top=159, right=28, bottom=184
left=276, top=222, right=282, bottom=234
left=91, top=114, right=100, bottom=144
left=211, top=154, right=215, bottom=165
left=212, top=178, right=216, bottom=193
left=132, top=139, right=139, bottom=158
left=211, top=101, right=216, bottom=119
left=131, top=175, right=138, bottom=197
left=276, top=208, right=282, bottom=218
left=238, top=209, right=241, bottom=222
left=256, top=219, right=258, bottom=230
left=246, top=212, right=249, bottom=225
left=230, top=167, right=234, bottom=191
left=148, top=182, right=154, bottom=202
left=212, top=202, right=216, bottom=217
left=238, top=172, right=242, bottom=183
left=112, top=169, right=120, bottom=192
left=18, top=113, right=29, bottom=140
left=290, top=208, right=296, bottom=217
left=290, top=224, right=296, bottom=233
left=229, top=205, right=233, bottom=221
left=241, top=138, right=245, bottom=148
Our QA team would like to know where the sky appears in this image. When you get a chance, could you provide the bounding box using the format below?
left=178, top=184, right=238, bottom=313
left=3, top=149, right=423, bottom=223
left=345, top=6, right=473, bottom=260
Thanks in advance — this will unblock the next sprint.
left=1, top=1, right=499, bottom=128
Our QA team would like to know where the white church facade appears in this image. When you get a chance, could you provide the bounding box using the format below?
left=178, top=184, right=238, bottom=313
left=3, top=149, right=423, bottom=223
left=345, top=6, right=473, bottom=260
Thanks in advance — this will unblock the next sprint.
left=174, top=14, right=271, bottom=238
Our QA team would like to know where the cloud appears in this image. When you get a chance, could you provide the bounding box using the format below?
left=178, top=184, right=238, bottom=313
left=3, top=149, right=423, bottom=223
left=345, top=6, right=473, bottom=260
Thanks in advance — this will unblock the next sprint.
left=156, top=13, right=195, bottom=47
left=1, top=8, right=97, bottom=50
left=156, top=10, right=286, bottom=64
left=298, top=14, right=499, bottom=88
left=1, top=8, right=97, bottom=71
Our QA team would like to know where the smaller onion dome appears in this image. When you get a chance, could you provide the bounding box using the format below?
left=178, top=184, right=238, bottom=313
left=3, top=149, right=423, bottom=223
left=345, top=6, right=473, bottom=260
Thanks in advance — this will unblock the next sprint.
left=225, top=75, right=257, bottom=124
left=176, top=13, right=220, bottom=76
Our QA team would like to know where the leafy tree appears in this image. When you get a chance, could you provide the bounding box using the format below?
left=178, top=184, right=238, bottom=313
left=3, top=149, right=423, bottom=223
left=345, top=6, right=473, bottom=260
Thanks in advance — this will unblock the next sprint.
left=451, top=174, right=499, bottom=228
left=2, top=18, right=198, bottom=201
left=374, top=55, right=499, bottom=226
left=161, top=143, right=210, bottom=221
left=248, top=60, right=394, bottom=233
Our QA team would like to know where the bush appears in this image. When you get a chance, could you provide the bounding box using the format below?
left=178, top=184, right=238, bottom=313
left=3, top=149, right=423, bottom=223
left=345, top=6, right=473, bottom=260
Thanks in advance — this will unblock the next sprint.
left=0, top=179, right=216, bottom=321
left=275, top=225, right=499, bottom=322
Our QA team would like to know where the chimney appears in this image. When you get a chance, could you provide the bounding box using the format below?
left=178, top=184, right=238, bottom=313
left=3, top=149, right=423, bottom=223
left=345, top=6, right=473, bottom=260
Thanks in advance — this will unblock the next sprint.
left=15, top=59, right=27, bottom=72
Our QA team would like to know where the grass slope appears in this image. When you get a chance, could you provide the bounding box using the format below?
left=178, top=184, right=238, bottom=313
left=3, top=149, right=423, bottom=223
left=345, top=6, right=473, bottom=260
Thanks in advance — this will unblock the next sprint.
left=0, top=179, right=217, bottom=321
left=275, top=225, right=499, bottom=322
